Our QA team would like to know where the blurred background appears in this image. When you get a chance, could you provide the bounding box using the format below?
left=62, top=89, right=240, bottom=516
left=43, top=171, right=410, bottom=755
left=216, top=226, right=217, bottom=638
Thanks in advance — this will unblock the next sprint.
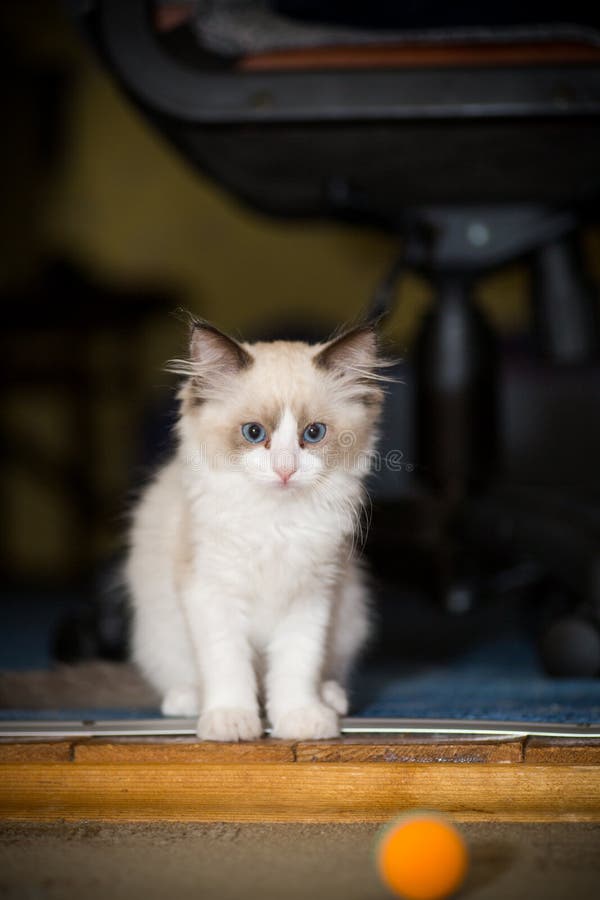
left=1, top=1, right=600, bottom=714
left=1, top=0, right=432, bottom=590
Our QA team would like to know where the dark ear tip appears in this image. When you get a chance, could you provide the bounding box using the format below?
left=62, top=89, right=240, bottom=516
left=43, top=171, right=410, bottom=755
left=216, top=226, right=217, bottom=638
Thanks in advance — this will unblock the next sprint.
left=315, top=319, right=380, bottom=370
left=189, top=317, right=215, bottom=336
left=188, top=317, right=229, bottom=342
left=188, top=318, right=253, bottom=371
left=173, top=307, right=204, bottom=332
left=365, top=312, right=386, bottom=330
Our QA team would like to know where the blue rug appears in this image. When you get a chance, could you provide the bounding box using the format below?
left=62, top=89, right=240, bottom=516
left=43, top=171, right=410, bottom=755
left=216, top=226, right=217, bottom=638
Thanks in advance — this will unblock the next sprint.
left=353, top=636, right=600, bottom=725
left=1, top=591, right=599, bottom=725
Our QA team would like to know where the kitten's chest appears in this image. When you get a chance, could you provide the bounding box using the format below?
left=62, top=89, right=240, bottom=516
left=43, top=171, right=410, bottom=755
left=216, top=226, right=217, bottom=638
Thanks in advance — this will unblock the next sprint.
left=199, top=489, right=351, bottom=565
left=236, top=511, right=343, bottom=579
left=194, top=484, right=351, bottom=585
left=201, top=502, right=345, bottom=589
left=243, top=520, right=342, bottom=645
left=193, top=496, right=348, bottom=648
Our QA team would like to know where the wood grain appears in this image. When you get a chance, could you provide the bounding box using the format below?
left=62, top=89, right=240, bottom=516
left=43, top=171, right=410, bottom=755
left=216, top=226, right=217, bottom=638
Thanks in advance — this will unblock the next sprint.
left=525, top=739, right=600, bottom=765
left=5, top=736, right=526, bottom=766
left=0, top=762, right=598, bottom=823
left=0, top=741, right=73, bottom=763
left=73, top=738, right=295, bottom=764
left=295, top=737, right=524, bottom=764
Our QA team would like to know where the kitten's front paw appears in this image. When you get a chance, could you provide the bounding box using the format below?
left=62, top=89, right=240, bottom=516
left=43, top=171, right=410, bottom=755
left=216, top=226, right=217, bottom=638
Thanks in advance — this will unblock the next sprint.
left=271, top=703, right=339, bottom=740
left=198, top=708, right=263, bottom=742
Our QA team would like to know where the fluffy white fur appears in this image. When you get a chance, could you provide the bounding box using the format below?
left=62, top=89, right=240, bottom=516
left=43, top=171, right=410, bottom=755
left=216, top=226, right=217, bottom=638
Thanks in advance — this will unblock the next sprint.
left=127, top=320, right=386, bottom=741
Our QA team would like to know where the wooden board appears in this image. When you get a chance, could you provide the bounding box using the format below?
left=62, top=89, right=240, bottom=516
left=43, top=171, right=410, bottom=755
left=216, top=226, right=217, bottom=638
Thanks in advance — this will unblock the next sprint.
left=1, top=761, right=598, bottom=823
left=0, top=734, right=599, bottom=823
left=4, top=735, right=600, bottom=766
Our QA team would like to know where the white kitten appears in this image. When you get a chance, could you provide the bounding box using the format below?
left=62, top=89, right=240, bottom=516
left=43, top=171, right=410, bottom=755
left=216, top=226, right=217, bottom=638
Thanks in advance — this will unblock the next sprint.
left=126, top=319, right=387, bottom=741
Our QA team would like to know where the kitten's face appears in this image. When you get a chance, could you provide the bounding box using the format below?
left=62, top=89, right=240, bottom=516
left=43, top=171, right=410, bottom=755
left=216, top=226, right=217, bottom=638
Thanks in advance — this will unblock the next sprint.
left=176, top=323, right=385, bottom=492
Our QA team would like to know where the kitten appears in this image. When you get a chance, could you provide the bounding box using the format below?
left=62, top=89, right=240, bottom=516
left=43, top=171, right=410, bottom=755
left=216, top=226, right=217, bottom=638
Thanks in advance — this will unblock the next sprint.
left=126, top=319, right=387, bottom=741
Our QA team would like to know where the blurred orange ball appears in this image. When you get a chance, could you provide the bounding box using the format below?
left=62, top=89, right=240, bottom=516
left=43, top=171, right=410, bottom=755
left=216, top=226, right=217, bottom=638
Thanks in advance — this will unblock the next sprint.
left=376, top=813, right=469, bottom=900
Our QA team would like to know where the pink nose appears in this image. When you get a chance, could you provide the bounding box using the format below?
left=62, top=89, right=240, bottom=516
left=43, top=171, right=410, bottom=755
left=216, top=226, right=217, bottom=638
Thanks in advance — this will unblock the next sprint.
left=274, top=464, right=296, bottom=484
left=273, top=450, right=297, bottom=483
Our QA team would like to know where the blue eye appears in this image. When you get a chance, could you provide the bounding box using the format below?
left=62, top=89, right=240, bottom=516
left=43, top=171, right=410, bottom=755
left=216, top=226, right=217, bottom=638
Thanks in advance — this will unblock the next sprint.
left=241, top=422, right=266, bottom=443
left=303, top=422, right=327, bottom=444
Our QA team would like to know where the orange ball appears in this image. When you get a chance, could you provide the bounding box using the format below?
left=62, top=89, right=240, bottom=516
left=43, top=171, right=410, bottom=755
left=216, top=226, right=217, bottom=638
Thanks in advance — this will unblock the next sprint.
left=376, top=813, right=469, bottom=900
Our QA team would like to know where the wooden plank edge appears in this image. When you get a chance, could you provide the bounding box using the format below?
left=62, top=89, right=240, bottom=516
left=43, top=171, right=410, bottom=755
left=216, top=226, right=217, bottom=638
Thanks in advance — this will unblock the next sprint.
left=1, top=736, right=526, bottom=765
left=0, top=741, right=74, bottom=763
left=0, top=762, right=598, bottom=823
left=524, top=738, right=600, bottom=765
left=5, top=735, right=600, bottom=765
left=71, top=738, right=296, bottom=764
left=295, top=738, right=524, bottom=764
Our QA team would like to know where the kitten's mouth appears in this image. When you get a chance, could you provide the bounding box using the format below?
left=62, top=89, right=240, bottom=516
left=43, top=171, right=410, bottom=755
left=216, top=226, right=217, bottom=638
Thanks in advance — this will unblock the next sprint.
left=274, top=476, right=300, bottom=490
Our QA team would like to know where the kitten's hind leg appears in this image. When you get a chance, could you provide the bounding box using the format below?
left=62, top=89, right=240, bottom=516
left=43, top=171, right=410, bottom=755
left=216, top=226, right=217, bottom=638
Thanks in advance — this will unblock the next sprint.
left=321, top=680, right=349, bottom=716
left=321, top=563, right=371, bottom=718
left=161, top=684, right=200, bottom=717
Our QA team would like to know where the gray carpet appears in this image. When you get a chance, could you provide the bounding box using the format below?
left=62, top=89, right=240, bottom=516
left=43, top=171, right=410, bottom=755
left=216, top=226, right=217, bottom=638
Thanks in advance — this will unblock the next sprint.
left=0, top=822, right=598, bottom=900
left=0, top=662, right=158, bottom=711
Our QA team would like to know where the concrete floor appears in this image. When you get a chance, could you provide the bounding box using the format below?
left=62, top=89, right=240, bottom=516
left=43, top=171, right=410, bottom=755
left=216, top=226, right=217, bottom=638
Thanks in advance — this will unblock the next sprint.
left=0, top=821, right=598, bottom=900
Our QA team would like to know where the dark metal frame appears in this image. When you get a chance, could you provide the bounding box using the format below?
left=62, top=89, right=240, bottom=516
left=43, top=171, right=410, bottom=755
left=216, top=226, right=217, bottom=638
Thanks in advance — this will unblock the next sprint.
left=98, top=0, right=600, bottom=123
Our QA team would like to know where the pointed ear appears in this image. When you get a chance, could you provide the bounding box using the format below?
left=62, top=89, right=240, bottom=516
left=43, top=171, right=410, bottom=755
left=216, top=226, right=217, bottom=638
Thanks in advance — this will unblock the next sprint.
left=167, top=319, right=253, bottom=407
left=314, top=323, right=378, bottom=374
left=189, top=320, right=252, bottom=375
